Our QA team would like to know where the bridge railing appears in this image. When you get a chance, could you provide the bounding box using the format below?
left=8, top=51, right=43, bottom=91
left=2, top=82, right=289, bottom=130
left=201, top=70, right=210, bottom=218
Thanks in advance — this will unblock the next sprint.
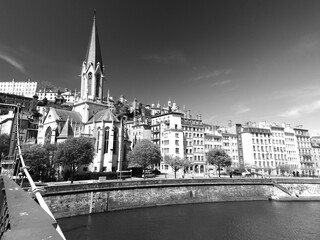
left=0, top=176, right=64, bottom=240
left=0, top=104, right=66, bottom=239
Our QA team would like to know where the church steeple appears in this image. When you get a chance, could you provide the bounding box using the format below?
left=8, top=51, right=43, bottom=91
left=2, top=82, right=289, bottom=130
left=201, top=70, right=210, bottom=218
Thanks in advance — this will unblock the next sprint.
left=80, top=10, right=104, bottom=101
left=85, top=10, right=103, bottom=70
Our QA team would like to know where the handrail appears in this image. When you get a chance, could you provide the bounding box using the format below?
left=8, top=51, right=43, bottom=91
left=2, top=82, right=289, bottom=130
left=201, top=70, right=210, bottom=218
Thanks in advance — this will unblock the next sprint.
left=15, top=107, right=66, bottom=240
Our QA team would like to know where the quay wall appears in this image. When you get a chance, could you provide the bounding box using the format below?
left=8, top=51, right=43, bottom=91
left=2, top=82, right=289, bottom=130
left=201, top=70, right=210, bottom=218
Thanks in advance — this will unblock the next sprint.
left=42, top=178, right=320, bottom=219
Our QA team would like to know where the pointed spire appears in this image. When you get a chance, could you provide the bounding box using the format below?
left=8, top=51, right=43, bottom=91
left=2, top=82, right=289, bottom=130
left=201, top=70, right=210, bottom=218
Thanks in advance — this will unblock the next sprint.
left=85, top=10, right=103, bottom=72
left=58, top=117, right=74, bottom=139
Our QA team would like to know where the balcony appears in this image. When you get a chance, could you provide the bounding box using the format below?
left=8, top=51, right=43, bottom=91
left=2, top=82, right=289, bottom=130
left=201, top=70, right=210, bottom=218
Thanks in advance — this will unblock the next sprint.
left=151, top=128, right=160, bottom=133
left=300, top=160, right=315, bottom=164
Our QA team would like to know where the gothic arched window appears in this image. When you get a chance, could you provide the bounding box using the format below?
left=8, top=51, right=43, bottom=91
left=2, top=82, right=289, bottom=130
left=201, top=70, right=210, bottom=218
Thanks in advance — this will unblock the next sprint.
left=88, top=72, right=92, bottom=96
left=96, top=73, right=100, bottom=97
left=96, top=127, right=101, bottom=153
left=104, top=127, right=110, bottom=154
left=44, top=127, right=52, bottom=145
left=113, top=127, right=118, bottom=154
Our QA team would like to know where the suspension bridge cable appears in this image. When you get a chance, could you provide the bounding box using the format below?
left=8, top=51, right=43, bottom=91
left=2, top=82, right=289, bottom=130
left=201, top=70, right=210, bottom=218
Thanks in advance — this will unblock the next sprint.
left=15, top=107, right=66, bottom=240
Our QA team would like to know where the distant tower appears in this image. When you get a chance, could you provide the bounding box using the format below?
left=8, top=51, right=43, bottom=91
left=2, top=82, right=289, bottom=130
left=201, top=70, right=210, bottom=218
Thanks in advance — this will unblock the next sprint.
left=80, top=11, right=104, bottom=101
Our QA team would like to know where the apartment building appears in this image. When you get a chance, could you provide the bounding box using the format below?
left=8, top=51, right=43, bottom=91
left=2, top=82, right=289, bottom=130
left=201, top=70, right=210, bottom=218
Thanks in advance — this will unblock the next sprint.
left=310, top=139, right=320, bottom=176
left=270, top=125, right=287, bottom=172
left=182, top=114, right=206, bottom=174
left=241, top=125, right=273, bottom=174
left=37, top=88, right=75, bottom=104
left=284, top=126, right=300, bottom=171
left=151, top=111, right=185, bottom=173
left=294, top=127, right=314, bottom=176
left=0, top=79, right=37, bottom=97
left=222, top=132, right=239, bottom=168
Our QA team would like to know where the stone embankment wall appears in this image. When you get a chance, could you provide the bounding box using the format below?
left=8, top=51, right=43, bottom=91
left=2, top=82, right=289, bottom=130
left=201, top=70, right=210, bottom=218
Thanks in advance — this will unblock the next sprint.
left=43, top=178, right=320, bottom=219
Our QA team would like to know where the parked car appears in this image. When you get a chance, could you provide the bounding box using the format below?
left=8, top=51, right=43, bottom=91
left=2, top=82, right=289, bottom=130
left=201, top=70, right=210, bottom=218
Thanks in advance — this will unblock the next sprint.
left=245, top=172, right=263, bottom=178
left=152, top=169, right=161, bottom=175
left=141, top=170, right=156, bottom=178
left=231, top=169, right=243, bottom=176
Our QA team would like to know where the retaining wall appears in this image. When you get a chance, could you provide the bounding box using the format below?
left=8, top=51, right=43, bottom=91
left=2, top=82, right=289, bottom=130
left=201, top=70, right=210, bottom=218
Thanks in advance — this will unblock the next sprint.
left=43, top=178, right=320, bottom=219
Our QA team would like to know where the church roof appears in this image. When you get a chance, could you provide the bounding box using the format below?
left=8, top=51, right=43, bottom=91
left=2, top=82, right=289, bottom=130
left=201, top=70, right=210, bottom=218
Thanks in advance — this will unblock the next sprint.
left=88, top=109, right=119, bottom=123
left=53, top=108, right=82, bottom=123
left=85, top=12, right=103, bottom=71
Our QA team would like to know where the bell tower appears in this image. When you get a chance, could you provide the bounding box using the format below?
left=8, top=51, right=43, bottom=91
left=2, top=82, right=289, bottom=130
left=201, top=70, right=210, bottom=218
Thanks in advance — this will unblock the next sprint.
left=80, top=11, right=104, bottom=101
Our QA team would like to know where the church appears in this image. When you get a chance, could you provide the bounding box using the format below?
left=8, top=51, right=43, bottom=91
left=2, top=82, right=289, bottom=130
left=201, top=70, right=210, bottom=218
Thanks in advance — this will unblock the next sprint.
left=37, top=13, right=131, bottom=172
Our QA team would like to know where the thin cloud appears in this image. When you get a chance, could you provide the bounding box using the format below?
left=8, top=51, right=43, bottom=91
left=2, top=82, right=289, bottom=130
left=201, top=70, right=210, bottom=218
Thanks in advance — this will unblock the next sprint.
left=271, top=86, right=320, bottom=101
left=235, top=104, right=252, bottom=115
left=143, top=52, right=187, bottom=65
left=279, top=100, right=320, bottom=118
left=0, top=44, right=27, bottom=74
left=191, top=69, right=234, bottom=82
left=292, top=34, right=320, bottom=55
left=211, top=79, right=232, bottom=87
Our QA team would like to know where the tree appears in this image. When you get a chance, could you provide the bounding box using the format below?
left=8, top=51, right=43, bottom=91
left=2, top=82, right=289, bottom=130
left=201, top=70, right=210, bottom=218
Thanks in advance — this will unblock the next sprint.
left=127, top=139, right=161, bottom=178
left=22, top=144, right=55, bottom=181
left=206, top=148, right=232, bottom=177
left=54, top=137, right=94, bottom=183
left=0, top=134, right=10, bottom=158
left=164, top=155, right=189, bottom=179
left=278, top=164, right=291, bottom=176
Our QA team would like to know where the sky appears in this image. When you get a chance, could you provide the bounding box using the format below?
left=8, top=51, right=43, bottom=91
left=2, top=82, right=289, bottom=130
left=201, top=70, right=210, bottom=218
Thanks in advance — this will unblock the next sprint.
left=1, top=0, right=320, bottom=134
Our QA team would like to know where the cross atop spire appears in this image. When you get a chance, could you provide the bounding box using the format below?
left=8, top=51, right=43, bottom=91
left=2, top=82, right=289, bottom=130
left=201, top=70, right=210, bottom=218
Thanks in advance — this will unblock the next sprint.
left=85, top=10, right=103, bottom=72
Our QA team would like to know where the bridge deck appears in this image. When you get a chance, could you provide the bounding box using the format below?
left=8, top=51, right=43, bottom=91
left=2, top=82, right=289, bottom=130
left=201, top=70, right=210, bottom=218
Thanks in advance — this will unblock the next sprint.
left=1, top=176, right=64, bottom=240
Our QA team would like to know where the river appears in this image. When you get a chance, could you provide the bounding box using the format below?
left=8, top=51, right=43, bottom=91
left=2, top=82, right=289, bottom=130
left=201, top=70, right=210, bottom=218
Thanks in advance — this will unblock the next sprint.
left=58, top=201, right=320, bottom=240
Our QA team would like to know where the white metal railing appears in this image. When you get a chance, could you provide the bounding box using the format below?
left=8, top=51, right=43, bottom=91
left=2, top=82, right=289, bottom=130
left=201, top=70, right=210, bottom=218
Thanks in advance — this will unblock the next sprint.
left=15, top=110, right=66, bottom=240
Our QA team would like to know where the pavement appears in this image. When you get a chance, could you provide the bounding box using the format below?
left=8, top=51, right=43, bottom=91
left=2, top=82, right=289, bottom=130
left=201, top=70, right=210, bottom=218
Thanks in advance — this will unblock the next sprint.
left=43, top=173, right=320, bottom=186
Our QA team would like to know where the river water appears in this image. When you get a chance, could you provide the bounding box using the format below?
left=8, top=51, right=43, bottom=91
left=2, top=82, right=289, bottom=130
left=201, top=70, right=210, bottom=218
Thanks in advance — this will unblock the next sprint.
left=58, top=201, right=320, bottom=240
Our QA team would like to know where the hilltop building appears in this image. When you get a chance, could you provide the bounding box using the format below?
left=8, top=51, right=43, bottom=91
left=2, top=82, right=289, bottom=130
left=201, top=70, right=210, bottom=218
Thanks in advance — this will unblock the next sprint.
left=0, top=79, right=37, bottom=98
left=37, top=88, right=76, bottom=104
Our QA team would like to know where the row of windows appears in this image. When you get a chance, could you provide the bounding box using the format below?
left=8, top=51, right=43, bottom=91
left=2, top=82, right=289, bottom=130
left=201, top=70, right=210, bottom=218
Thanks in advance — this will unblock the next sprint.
left=298, top=142, right=311, bottom=148
left=162, top=148, right=180, bottom=154
left=0, top=83, right=36, bottom=86
left=223, top=136, right=238, bottom=141
left=186, top=155, right=204, bottom=161
left=252, top=133, right=271, bottom=138
left=272, top=132, right=284, bottom=137
left=254, top=160, right=287, bottom=167
left=296, top=136, right=310, bottom=142
left=183, top=126, right=204, bottom=131
left=253, top=153, right=286, bottom=160
left=184, top=132, right=203, bottom=138
left=285, top=137, right=295, bottom=142
left=299, top=149, right=311, bottom=155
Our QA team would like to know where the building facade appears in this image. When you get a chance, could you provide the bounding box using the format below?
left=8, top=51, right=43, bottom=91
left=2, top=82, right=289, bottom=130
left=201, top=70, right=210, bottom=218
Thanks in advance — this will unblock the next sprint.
left=0, top=79, right=37, bottom=98
left=37, top=88, right=76, bottom=104
left=294, top=127, right=314, bottom=176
